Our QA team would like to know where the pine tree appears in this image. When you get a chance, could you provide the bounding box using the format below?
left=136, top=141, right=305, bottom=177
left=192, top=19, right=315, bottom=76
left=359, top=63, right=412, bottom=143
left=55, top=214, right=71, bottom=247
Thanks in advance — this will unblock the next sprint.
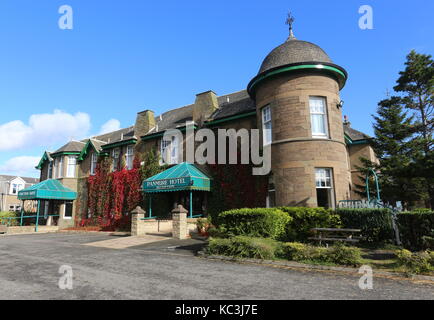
left=394, top=51, right=434, bottom=208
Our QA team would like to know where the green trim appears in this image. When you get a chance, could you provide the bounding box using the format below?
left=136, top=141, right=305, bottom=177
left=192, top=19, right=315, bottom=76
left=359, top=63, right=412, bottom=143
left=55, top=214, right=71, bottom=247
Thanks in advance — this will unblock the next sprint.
left=205, top=111, right=257, bottom=127
left=51, top=152, right=80, bottom=156
left=344, top=133, right=370, bottom=146
left=248, top=63, right=347, bottom=96
left=141, top=125, right=198, bottom=141
left=101, top=138, right=137, bottom=150
left=78, top=140, right=102, bottom=161
left=36, top=151, right=51, bottom=170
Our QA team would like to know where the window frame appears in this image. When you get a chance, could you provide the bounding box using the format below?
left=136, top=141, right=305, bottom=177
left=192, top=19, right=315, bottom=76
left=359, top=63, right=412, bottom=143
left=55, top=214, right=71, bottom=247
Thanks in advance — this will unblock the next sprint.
left=66, top=155, right=77, bottom=178
left=112, top=148, right=120, bottom=172
left=160, top=136, right=179, bottom=165
left=309, top=96, right=329, bottom=139
left=261, top=105, right=272, bottom=146
left=126, top=145, right=134, bottom=170
left=90, top=152, right=98, bottom=175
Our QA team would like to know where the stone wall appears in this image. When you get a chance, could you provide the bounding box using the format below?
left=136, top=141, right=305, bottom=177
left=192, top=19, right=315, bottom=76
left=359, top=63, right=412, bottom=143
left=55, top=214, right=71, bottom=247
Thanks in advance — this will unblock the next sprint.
left=255, top=71, right=351, bottom=207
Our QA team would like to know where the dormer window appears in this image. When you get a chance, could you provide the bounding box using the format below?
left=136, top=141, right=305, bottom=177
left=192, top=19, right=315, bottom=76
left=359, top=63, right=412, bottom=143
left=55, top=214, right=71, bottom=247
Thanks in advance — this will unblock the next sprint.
left=48, top=161, right=53, bottom=179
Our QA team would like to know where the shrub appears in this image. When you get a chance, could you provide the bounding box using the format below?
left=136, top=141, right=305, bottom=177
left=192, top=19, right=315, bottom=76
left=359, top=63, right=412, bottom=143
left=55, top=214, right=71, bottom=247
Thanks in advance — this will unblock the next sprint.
left=278, top=207, right=341, bottom=242
left=397, top=211, right=434, bottom=250
left=279, top=242, right=362, bottom=266
left=217, top=208, right=291, bottom=240
left=325, top=243, right=362, bottom=267
left=207, top=236, right=280, bottom=260
left=336, top=208, right=394, bottom=244
left=0, top=211, right=19, bottom=226
left=395, top=249, right=432, bottom=274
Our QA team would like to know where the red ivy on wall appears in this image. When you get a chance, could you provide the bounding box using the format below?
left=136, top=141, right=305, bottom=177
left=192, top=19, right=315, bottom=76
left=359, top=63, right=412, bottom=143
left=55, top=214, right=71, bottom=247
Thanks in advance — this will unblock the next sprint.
left=82, top=156, right=142, bottom=231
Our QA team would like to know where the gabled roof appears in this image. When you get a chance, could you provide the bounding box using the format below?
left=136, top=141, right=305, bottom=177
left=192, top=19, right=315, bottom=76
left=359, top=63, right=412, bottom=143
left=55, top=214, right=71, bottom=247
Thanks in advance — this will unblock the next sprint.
left=78, top=139, right=106, bottom=161
left=36, top=151, right=53, bottom=170
left=344, top=124, right=372, bottom=143
left=0, top=175, right=39, bottom=184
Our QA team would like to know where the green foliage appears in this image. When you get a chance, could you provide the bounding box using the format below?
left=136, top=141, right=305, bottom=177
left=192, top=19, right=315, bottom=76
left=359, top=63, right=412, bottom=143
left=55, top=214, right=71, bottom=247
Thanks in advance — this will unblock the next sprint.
left=397, top=211, right=434, bottom=250
left=138, top=148, right=167, bottom=180
left=277, top=207, right=341, bottom=242
left=326, top=243, right=363, bottom=266
left=361, top=50, right=434, bottom=208
left=217, top=208, right=291, bottom=240
left=0, top=211, right=19, bottom=226
left=279, top=242, right=362, bottom=267
left=395, top=249, right=433, bottom=274
left=336, top=208, right=394, bottom=243
left=207, top=236, right=280, bottom=260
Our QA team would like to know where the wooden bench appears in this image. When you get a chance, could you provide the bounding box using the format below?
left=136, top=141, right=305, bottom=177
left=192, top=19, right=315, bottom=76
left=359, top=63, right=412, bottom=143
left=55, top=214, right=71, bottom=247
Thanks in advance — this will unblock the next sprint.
left=0, top=225, right=8, bottom=234
left=309, top=228, right=362, bottom=246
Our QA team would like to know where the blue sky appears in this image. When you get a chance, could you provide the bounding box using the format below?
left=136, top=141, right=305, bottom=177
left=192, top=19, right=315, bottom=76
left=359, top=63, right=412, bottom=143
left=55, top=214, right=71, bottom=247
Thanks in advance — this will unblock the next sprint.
left=0, top=0, right=433, bottom=177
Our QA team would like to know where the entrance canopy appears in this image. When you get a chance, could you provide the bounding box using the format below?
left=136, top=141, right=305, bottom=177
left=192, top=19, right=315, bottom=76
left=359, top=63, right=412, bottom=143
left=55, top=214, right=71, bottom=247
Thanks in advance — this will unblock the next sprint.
left=18, top=179, right=77, bottom=200
left=142, top=162, right=211, bottom=193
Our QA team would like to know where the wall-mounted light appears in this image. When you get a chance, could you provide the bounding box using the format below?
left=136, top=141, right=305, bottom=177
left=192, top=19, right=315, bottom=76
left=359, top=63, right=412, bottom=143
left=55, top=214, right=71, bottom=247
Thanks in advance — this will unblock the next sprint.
left=337, top=100, right=344, bottom=109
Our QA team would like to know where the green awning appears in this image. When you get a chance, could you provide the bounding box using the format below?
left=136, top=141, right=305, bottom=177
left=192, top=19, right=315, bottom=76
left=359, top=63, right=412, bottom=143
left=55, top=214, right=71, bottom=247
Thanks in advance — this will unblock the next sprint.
left=142, top=162, right=211, bottom=193
left=18, top=179, right=77, bottom=200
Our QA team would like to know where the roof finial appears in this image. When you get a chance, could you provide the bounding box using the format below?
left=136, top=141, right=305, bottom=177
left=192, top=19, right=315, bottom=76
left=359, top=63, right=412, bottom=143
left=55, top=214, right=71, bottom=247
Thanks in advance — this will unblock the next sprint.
left=285, top=11, right=296, bottom=41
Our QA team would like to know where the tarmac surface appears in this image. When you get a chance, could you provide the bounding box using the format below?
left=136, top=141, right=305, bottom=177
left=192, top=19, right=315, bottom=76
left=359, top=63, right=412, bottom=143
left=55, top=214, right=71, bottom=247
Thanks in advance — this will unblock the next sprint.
left=0, top=232, right=433, bottom=300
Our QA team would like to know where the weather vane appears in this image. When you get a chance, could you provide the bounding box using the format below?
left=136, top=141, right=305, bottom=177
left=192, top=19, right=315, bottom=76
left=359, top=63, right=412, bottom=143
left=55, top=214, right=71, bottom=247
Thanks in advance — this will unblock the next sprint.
left=285, top=11, right=296, bottom=40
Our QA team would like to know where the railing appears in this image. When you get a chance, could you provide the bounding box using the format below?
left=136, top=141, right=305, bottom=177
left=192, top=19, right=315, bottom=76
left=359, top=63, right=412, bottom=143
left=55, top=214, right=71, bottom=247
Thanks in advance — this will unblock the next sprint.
left=0, top=214, right=60, bottom=227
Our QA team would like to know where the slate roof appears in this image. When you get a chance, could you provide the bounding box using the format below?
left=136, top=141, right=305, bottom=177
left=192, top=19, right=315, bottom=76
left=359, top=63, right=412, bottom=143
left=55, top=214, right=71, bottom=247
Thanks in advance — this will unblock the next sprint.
left=0, top=175, right=39, bottom=184
left=52, top=140, right=86, bottom=154
left=344, top=124, right=372, bottom=141
left=90, top=126, right=135, bottom=145
left=258, top=39, right=333, bottom=75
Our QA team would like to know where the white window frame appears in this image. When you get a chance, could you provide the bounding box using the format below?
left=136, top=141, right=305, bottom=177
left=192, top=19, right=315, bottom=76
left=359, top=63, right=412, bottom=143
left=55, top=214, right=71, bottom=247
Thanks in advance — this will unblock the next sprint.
left=261, top=105, right=272, bottom=146
left=309, top=96, right=329, bottom=138
left=315, top=168, right=335, bottom=209
left=63, top=201, right=73, bottom=220
left=160, top=136, right=179, bottom=165
left=126, top=145, right=134, bottom=170
left=112, top=148, right=120, bottom=172
left=56, top=157, right=64, bottom=178
left=11, top=184, right=18, bottom=195
left=66, top=156, right=77, bottom=178
left=90, top=152, right=97, bottom=175
left=315, top=168, right=332, bottom=188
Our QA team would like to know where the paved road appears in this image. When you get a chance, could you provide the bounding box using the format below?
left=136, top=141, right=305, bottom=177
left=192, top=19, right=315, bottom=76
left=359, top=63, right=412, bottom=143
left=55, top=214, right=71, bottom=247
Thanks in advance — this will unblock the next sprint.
left=0, top=233, right=432, bottom=300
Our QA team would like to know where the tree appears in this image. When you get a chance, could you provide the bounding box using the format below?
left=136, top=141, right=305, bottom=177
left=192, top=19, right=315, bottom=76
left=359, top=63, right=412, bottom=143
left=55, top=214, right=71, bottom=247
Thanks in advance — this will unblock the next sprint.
left=354, top=97, right=423, bottom=208
left=356, top=51, right=433, bottom=208
left=394, top=51, right=434, bottom=208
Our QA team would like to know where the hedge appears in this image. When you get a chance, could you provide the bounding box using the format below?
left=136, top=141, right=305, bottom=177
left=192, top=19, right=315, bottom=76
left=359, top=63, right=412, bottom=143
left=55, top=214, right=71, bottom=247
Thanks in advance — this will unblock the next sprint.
left=335, top=208, right=394, bottom=244
left=0, top=211, right=19, bottom=226
left=217, top=208, right=291, bottom=240
left=277, top=207, right=341, bottom=242
left=397, top=211, right=434, bottom=250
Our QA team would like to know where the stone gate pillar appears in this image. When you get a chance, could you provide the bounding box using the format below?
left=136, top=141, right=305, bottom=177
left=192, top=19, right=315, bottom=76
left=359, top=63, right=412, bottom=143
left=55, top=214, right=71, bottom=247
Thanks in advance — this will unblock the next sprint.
left=131, top=206, right=146, bottom=236
left=172, top=205, right=188, bottom=240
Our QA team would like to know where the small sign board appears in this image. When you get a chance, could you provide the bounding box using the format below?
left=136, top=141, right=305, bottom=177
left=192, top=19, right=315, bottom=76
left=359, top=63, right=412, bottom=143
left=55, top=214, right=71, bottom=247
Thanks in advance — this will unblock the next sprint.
left=144, top=177, right=193, bottom=191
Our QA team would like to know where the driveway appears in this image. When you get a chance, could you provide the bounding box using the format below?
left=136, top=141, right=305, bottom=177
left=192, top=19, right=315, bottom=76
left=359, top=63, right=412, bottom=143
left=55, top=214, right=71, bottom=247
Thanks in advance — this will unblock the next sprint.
left=0, top=233, right=432, bottom=300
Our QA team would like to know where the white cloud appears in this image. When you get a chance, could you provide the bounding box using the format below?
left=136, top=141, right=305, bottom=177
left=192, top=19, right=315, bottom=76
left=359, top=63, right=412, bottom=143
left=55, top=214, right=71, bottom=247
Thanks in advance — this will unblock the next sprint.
left=0, top=156, right=40, bottom=177
left=0, top=110, right=91, bottom=151
left=99, top=119, right=121, bottom=135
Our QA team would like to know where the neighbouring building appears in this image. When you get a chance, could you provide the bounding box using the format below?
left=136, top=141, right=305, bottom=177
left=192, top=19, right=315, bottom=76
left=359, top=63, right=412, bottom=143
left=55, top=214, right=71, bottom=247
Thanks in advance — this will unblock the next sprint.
left=32, top=25, right=377, bottom=228
left=0, top=175, right=39, bottom=212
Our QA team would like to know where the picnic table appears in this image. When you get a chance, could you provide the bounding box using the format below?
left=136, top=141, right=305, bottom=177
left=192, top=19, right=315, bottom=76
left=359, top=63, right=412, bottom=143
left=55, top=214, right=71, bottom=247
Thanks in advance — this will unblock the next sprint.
left=309, top=228, right=362, bottom=246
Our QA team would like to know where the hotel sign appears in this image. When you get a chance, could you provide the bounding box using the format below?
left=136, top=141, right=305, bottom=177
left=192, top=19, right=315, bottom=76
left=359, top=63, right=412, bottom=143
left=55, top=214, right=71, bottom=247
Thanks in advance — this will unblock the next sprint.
left=18, top=190, right=37, bottom=199
left=144, top=177, right=193, bottom=191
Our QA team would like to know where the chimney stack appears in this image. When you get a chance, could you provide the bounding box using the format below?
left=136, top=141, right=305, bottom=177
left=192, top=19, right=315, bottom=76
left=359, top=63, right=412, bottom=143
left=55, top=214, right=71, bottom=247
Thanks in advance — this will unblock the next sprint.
left=343, top=115, right=351, bottom=127
left=193, top=90, right=219, bottom=125
left=134, top=110, right=156, bottom=138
